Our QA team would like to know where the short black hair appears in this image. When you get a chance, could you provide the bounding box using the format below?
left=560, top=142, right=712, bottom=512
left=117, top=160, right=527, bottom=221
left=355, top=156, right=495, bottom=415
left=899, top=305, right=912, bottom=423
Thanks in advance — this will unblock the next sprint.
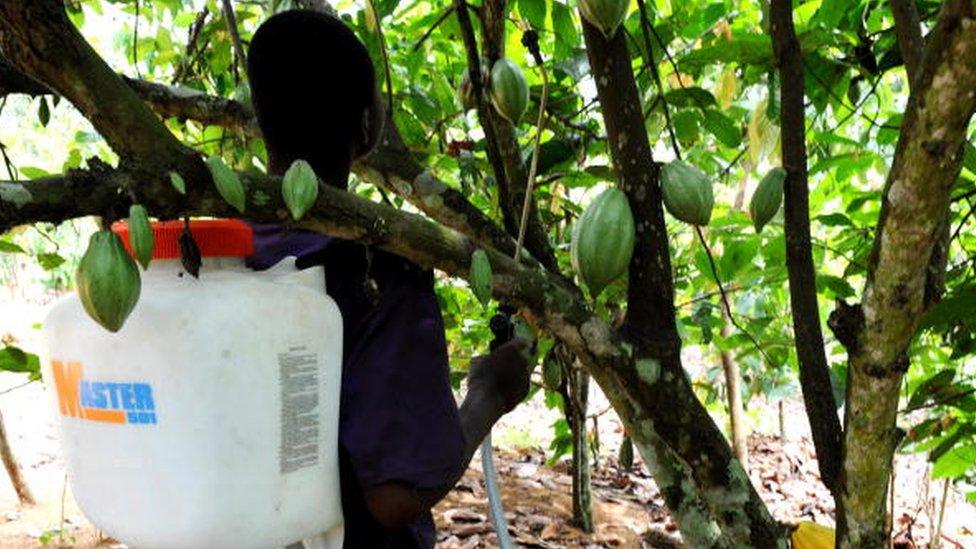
left=247, top=10, right=383, bottom=187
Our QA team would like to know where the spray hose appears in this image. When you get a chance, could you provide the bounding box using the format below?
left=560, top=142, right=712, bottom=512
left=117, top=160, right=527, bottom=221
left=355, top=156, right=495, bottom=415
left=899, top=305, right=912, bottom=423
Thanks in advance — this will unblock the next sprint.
left=481, top=306, right=519, bottom=546
left=478, top=27, right=548, bottom=549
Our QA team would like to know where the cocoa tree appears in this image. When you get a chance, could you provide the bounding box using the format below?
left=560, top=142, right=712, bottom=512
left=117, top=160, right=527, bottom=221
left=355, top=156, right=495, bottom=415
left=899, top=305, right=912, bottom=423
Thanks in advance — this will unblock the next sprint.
left=2, top=1, right=976, bottom=547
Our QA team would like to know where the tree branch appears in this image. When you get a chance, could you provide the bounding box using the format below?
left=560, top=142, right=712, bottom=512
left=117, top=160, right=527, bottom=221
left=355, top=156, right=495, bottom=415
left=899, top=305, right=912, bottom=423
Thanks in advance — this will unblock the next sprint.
left=0, top=0, right=204, bottom=186
left=219, top=0, right=247, bottom=82
left=769, top=0, right=843, bottom=495
left=890, top=0, right=952, bottom=309
left=839, top=2, right=976, bottom=545
left=0, top=60, right=523, bottom=270
left=890, top=0, right=925, bottom=86
left=122, top=77, right=259, bottom=134
left=453, top=0, right=558, bottom=273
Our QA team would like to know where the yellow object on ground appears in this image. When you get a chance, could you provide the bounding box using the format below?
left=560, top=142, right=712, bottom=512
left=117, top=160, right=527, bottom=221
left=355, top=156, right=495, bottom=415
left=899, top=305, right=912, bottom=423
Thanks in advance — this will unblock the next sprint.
left=791, top=521, right=835, bottom=549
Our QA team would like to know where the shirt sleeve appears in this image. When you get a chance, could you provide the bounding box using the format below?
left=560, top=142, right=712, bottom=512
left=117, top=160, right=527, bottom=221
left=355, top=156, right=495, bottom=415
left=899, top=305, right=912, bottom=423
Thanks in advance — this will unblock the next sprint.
left=244, top=222, right=331, bottom=271
left=338, top=261, right=466, bottom=490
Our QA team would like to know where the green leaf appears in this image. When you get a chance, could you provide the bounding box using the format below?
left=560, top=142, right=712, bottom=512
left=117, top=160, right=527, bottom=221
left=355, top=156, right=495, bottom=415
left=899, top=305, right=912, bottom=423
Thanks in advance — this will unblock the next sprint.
left=703, top=109, right=742, bottom=147
left=38, top=97, right=51, bottom=127
left=921, top=286, right=976, bottom=331
left=18, top=167, right=49, bottom=179
left=37, top=253, right=65, bottom=271
left=0, top=240, right=25, bottom=253
left=908, top=369, right=957, bottom=410
left=813, top=0, right=847, bottom=29
left=963, top=141, right=976, bottom=175
left=815, top=213, right=854, bottom=227
left=679, top=30, right=840, bottom=69
left=0, top=346, right=40, bottom=378
left=672, top=110, right=700, bottom=144
left=517, top=0, right=547, bottom=30
left=552, top=3, right=579, bottom=59
left=929, top=425, right=975, bottom=463
left=665, top=87, right=717, bottom=109
left=932, top=443, right=976, bottom=479
left=817, top=274, right=855, bottom=299
left=718, top=238, right=758, bottom=279
left=169, top=171, right=186, bottom=195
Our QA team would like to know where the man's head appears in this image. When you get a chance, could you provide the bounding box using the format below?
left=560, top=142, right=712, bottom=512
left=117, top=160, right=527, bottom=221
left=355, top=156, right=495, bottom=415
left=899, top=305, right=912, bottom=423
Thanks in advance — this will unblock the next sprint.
left=247, top=10, right=384, bottom=187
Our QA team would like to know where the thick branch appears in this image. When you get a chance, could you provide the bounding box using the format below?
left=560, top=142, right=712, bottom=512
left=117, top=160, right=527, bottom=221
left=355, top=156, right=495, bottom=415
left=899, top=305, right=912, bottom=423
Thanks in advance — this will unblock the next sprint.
left=769, top=0, right=843, bottom=495
left=859, top=0, right=976, bottom=398
left=0, top=0, right=203, bottom=184
left=840, top=2, right=976, bottom=546
left=580, top=16, right=782, bottom=547
left=0, top=55, right=47, bottom=96
left=356, top=118, right=525, bottom=261
left=0, top=57, right=522, bottom=268
left=122, top=77, right=259, bottom=135
left=0, top=0, right=525, bottom=274
left=890, top=0, right=951, bottom=309
left=890, top=0, right=925, bottom=86
left=219, top=0, right=247, bottom=81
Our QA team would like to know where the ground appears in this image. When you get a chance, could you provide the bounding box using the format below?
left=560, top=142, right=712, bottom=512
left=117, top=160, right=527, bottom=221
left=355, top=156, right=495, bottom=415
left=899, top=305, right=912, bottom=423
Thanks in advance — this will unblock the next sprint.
left=0, top=293, right=974, bottom=548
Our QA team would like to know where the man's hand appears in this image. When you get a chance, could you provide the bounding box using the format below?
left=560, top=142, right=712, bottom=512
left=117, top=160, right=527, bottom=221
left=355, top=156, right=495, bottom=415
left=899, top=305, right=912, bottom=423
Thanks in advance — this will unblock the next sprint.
left=467, top=337, right=534, bottom=414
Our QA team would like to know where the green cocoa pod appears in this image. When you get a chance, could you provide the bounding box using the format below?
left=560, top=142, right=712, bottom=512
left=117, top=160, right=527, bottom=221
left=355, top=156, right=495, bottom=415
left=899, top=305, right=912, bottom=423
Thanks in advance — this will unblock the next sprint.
left=512, top=317, right=537, bottom=359
left=579, top=0, right=630, bottom=39
left=128, top=204, right=154, bottom=270
left=76, top=230, right=141, bottom=333
left=489, top=58, right=529, bottom=124
left=749, top=167, right=786, bottom=233
left=571, top=188, right=636, bottom=298
left=282, top=159, right=319, bottom=221
left=206, top=156, right=246, bottom=213
left=169, top=171, right=186, bottom=195
left=458, top=65, right=489, bottom=111
left=469, top=249, right=492, bottom=307
left=661, top=160, right=714, bottom=226
left=618, top=435, right=634, bottom=470
left=232, top=82, right=252, bottom=110
left=542, top=348, right=563, bottom=391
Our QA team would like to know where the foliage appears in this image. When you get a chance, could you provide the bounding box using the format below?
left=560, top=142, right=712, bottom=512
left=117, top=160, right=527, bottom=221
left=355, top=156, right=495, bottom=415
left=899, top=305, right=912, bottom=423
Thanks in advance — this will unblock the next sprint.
left=3, top=0, right=976, bottom=521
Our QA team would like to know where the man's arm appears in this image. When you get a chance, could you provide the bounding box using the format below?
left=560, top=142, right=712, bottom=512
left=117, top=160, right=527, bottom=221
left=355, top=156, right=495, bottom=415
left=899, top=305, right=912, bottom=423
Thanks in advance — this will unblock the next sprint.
left=363, top=338, right=532, bottom=528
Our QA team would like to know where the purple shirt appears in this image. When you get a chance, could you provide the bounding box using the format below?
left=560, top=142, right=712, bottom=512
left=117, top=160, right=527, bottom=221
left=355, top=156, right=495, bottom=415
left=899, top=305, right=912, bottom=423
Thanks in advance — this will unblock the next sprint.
left=248, top=224, right=465, bottom=548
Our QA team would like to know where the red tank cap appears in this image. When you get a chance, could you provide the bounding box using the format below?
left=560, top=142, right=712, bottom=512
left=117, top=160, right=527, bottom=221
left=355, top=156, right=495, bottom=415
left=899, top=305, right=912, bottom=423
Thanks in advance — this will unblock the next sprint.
left=112, top=219, right=254, bottom=260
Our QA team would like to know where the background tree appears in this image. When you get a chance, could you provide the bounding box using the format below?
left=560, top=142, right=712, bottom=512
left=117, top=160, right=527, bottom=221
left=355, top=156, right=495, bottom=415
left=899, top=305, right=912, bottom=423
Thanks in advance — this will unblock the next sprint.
left=1, top=0, right=976, bottom=547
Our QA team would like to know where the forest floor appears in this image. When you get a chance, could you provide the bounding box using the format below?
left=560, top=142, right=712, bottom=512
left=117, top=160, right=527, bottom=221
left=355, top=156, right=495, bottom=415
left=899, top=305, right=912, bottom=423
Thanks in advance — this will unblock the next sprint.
left=1, top=372, right=974, bottom=549
left=0, top=294, right=975, bottom=548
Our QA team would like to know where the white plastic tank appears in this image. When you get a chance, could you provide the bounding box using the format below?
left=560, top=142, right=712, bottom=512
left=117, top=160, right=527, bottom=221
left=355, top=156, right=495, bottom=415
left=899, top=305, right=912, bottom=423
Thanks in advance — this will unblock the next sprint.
left=40, top=220, right=344, bottom=549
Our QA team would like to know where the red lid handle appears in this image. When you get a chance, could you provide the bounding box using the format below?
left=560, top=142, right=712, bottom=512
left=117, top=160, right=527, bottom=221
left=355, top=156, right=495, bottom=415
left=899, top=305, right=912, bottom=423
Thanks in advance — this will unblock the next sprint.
left=113, top=219, right=254, bottom=260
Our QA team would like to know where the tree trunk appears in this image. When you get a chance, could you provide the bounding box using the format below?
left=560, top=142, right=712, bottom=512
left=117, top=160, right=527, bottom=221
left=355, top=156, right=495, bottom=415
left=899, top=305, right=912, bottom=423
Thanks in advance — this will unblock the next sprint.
left=0, top=409, right=34, bottom=505
left=568, top=363, right=592, bottom=532
left=833, top=3, right=976, bottom=545
left=720, top=319, right=749, bottom=464
left=778, top=401, right=789, bottom=442
left=578, top=14, right=785, bottom=545
left=769, top=0, right=843, bottom=494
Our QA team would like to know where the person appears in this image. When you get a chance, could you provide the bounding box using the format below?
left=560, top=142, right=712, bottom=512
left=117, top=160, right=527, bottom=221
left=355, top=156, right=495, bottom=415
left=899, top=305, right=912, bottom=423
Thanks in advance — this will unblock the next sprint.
left=245, top=10, right=534, bottom=548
